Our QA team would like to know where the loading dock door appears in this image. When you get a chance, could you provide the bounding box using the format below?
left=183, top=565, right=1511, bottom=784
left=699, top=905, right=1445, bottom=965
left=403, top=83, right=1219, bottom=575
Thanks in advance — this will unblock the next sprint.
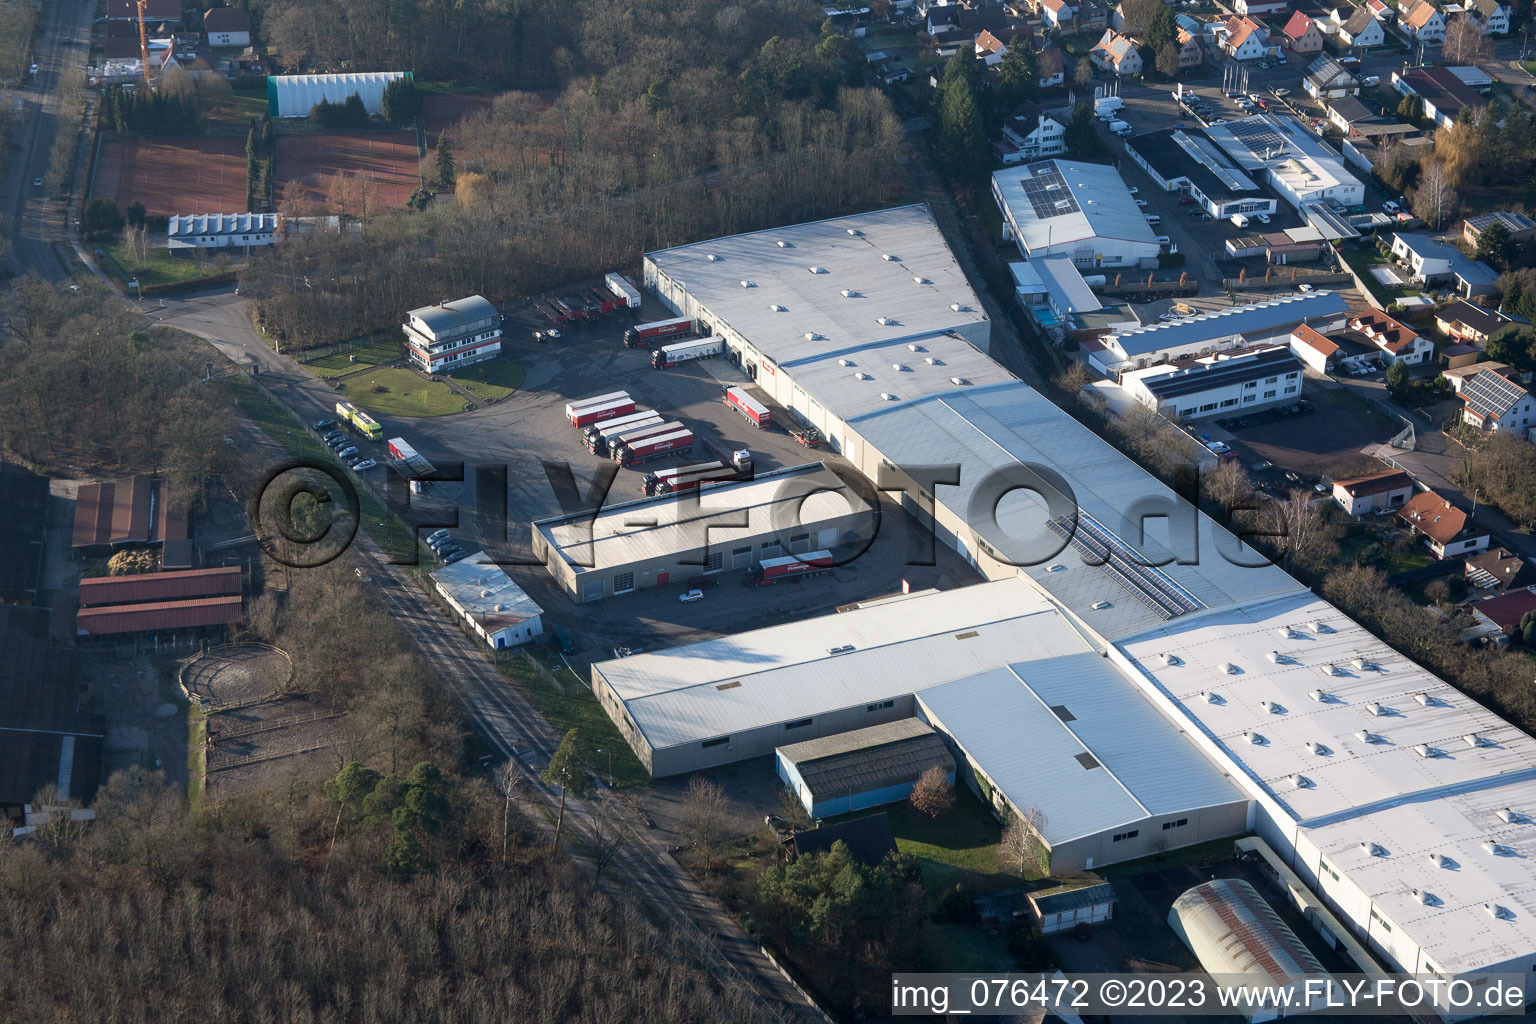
left=579, top=575, right=605, bottom=602
left=817, top=527, right=838, bottom=548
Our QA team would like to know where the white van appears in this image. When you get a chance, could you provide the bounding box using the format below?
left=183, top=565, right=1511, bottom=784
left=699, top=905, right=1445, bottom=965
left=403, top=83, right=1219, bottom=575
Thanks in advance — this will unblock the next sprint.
left=1144, top=214, right=1161, bottom=225
left=1109, top=120, right=1132, bottom=135
left=1230, top=213, right=1250, bottom=228
left=1156, top=235, right=1172, bottom=246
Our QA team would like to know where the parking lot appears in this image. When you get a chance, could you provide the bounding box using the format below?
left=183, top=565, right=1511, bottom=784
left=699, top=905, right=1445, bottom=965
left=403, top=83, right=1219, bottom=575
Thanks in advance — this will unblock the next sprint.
left=1204, top=382, right=1397, bottom=486
left=369, top=300, right=985, bottom=662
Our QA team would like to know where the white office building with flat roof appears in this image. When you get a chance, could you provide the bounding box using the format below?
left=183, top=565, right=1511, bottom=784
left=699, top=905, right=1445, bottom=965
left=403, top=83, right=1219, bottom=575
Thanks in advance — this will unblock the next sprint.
left=1203, top=114, right=1366, bottom=212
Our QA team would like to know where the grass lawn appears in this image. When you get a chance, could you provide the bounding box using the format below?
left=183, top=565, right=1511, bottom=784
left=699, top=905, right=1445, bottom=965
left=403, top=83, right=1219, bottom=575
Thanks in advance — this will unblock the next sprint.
left=496, top=645, right=649, bottom=787
left=830, top=788, right=1012, bottom=895
left=449, top=359, right=525, bottom=401
left=1338, top=526, right=1432, bottom=575
left=300, top=332, right=405, bottom=378
left=224, top=376, right=413, bottom=559
left=337, top=367, right=467, bottom=417
left=101, top=238, right=230, bottom=287
left=925, top=923, right=1017, bottom=972
left=201, top=90, right=270, bottom=129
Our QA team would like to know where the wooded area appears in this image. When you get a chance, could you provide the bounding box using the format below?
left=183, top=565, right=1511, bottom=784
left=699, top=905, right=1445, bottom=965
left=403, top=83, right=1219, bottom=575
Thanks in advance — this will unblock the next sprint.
left=243, top=0, right=907, bottom=346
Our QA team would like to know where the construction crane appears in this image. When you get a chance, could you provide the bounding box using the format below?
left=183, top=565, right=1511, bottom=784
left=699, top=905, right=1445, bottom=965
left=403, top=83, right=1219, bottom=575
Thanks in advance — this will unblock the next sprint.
left=136, top=0, right=151, bottom=90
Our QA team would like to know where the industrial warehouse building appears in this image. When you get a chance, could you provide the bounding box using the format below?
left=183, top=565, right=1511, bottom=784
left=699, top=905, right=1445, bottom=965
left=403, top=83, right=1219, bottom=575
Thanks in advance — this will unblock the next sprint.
left=266, top=72, right=409, bottom=118
left=531, top=463, right=871, bottom=603
left=430, top=556, right=543, bottom=649
left=643, top=205, right=1008, bottom=458
left=1203, top=115, right=1365, bottom=217
left=167, top=213, right=278, bottom=250
left=991, top=159, right=1163, bottom=267
left=599, top=207, right=1536, bottom=1010
left=1124, top=127, right=1277, bottom=221
left=776, top=719, right=954, bottom=819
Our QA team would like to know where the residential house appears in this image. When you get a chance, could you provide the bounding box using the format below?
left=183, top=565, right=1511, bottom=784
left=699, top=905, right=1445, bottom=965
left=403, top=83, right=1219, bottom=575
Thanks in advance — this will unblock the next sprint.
left=1393, top=66, right=1488, bottom=128
left=1288, top=324, right=1341, bottom=372
left=1221, top=16, right=1269, bottom=60
left=1465, top=547, right=1536, bottom=592
left=1468, top=586, right=1536, bottom=638
left=1365, top=0, right=1396, bottom=22
left=1390, top=232, right=1500, bottom=298
left=1090, top=29, right=1143, bottom=75
left=1233, top=0, right=1288, bottom=15
left=1036, top=46, right=1065, bottom=89
left=975, top=30, right=1010, bottom=67
left=167, top=213, right=278, bottom=250
left=1441, top=343, right=1482, bottom=368
left=1280, top=11, right=1324, bottom=54
left=1331, top=469, right=1415, bottom=516
left=202, top=7, right=252, bottom=47
left=1335, top=6, right=1386, bottom=47
left=1435, top=299, right=1514, bottom=347
left=996, top=104, right=1069, bottom=164
left=1175, top=28, right=1204, bottom=68
left=1040, top=0, right=1077, bottom=30
left=1442, top=359, right=1513, bottom=392
left=1399, top=0, right=1447, bottom=42
left=1349, top=310, right=1434, bottom=365
left=1463, top=211, right=1536, bottom=249
left=1077, top=0, right=1109, bottom=33
left=1398, top=490, right=1490, bottom=558
left=1467, top=0, right=1510, bottom=33
left=1304, top=56, right=1360, bottom=100
left=1459, top=366, right=1536, bottom=433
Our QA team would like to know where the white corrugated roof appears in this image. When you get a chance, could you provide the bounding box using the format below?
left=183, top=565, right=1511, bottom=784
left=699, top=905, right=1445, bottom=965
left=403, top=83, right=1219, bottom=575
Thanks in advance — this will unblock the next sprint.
left=992, top=159, right=1162, bottom=256
left=431, top=554, right=543, bottom=631
left=846, top=381, right=1306, bottom=638
left=533, top=464, right=865, bottom=571
left=917, top=653, right=1245, bottom=844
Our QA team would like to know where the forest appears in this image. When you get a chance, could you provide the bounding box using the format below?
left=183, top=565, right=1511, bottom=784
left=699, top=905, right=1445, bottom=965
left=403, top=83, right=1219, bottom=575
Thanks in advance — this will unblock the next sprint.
left=243, top=0, right=909, bottom=346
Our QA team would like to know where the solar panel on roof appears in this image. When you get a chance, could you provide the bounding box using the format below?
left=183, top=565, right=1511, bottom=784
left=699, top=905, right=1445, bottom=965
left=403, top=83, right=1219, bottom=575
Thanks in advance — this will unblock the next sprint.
left=1462, top=370, right=1528, bottom=420
left=1022, top=164, right=1081, bottom=220
left=1226, top=118, right=1287, bottom=156
left=1045, top=513, right=1204, bottom=620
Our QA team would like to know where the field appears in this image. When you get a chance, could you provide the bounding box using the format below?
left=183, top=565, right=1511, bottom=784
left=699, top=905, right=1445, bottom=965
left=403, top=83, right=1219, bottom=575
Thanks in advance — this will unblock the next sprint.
left=336, top=367, right=467, bottom=417
left=97, top=131, right=424, bottom=215
left=97, top=137, right=248, bottom=215
left=449, top=359, right=525, bottom=401
left=100, top=237, right=227, bottom=287
left=299, top=332, right=406, bottom=377
left=276, top=131, right=422, bottom=209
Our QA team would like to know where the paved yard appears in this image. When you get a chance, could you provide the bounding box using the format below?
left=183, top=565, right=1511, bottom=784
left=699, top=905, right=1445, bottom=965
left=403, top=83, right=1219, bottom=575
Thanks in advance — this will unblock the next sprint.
left=1225, top=383, right=1397, bottom=481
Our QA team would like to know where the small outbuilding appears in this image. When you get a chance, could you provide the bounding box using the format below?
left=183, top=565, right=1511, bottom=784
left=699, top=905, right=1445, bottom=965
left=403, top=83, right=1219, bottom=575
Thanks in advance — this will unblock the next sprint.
left=1028, top=877, right=1118, bottom=934
left=776, top=718, right=955, bottom=819
left=431, top=555, right=544, bottom=650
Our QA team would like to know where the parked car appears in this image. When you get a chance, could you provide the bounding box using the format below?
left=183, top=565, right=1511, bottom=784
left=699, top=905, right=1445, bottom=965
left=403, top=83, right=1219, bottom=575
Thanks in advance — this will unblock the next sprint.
left=1273, top=88, right=1290, bottom=98
left=1383, top=200, right=1402, bottom=214
left=313, top=419, right=335, bottom=431
left=1298, top=283, right=1314, bottom=293
left=1206, top=441, right=1231, bottom=454
left=428, top=534, right=454, bottom=550
left=337, top=446, right=359, bottom=460
left=435, top=544, right=462, bottom=561
left=1257, top=61, right=1270, bottom=70
left=443, top=550, right=468, bottom=564
left=32, top=178, right=41, bottom=187
left=1257, top=213, right=1271, bottom=224
left=1178, top=196, right=1196, bottom=205
left=352, top=459, right=377, bottom=471
left=1362, top=75, right=1380, bottom=87
left=611, top=646, right=640, bottom=658
left=354, top=567, right=372, bottom=582
left=679, top=589, right=705, bottom=603
left=1127, top=186, right=1139, bottom=194
left=29, top=63, right=38, bottom=74
left=1135, top=199, right=1149, bottom=208
left=427, top=528, right=451, bottom=544
left=533, top=328, right=561, bottom=343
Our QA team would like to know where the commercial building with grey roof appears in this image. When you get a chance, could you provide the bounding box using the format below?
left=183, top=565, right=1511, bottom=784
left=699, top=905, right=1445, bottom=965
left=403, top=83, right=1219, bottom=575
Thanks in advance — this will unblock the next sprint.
left=403, top=294, right=502, bottom=373
left=1124, top=128, right=1276, bottom=220
left=531, top=463, right=871, bottom=603
left=776, top=718, right=954, bottom=819
left=991, top=159, right=1163, bottom=268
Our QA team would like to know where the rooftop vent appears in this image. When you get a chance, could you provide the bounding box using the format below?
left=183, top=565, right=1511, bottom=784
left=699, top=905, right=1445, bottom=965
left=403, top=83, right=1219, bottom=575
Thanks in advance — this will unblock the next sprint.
left=1310, top=620, right=1330, bottom=633
left=776, top=240, right=790, bottom=248
left=1484, top=840, right=1511, bottom=856
left=1307, top=741, right=1331, bottom=756
left=1413, top=743, right=1441, bottom=759
left=1360, top=842, right=1386, bottom=857
left=950, top=303, right=966, bottom=312
left=881, top=253, right=895, bottom=261
left=1463, top=733, right=1487, bottom=748
left=846, top=228, right=861, bottom=236
left=838, top=358, right=853, bottom=367
left=808, top=265, right=825, bottom=274
left=907, top=343, right=925, bottom=352
left=1290, top=774, right=1313, bottom=789
left=1355, top=729, right=1377, bottom=743
left=1323, top=663, right=1342, bottom=677
left=1497, top=808, right=1522, bottom=823
left=1414, top=889, right=1440, bottom=906
left=805, top=331, right=821, bottom=341
left=1351, top=656, right=1373, bottom=671
left=1046, top=564, right=1066, bottom=573
left=1276, top=626, right=1297, bottom=639
left=1367, top=703, right=1386, bottom=717
left=493, top=604, right=504, bottom=612
left=1091, top=600, right=1112, bottom=610
left=769, top=303, right=785, bottom=312
left=706, top=253, right=720, bottom=262
left=1161, top=652, right=1181, bottom=666
left=840, top=288, right=857, bottom=298
left=740, top=280, right=755, bottom=288
left=1485, top=902, right=1513, bottom=919
left=925, top=356, right=940, bottom=365
left=892, top=363, right=909, bottom=372
left=876, top=316, right=892, bottom=326
left=1429, top=852, right=1453, bottom=868
left=852, top=372, right=871, bottom=381
left=1260, top=699, right=1282, bottom=714
left=827, top=644, right=856, bottom=655
left=480, top=589, right=493, bottom=598
left=1202, top=690, right=1223, bottom=704
left=950, top=377, right=969, bottom=386
left=1220, top=662, right=1239, bottom=675
left=1243, top=730, right=1266, bottom=745
left=1309, top=689, right=1329, bottom=703
left=913, top=276, right=929, bottom=285
left=880, top=392, right=897, bottom=401
left=1413, top=692, right=1432, bottom=706
left=1267, top=650, right=1284, bottom=663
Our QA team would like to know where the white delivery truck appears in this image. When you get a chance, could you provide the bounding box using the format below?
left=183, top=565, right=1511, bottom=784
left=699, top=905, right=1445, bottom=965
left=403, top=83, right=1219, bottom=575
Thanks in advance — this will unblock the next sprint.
left=1230, top=213, right=1250, bottom=228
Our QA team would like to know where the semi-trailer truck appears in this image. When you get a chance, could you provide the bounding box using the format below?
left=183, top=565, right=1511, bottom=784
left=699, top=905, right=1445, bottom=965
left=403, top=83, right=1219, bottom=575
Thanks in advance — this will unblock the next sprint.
left=642, top=450, right=753, bottom=495
left=614, top=428, right=695, bottom=466
left=605, top=273, right=642, bottom=310
left=745, top=550, right=834, bottom=586
left=569, top=396, right=638, bottom=428
left=564, top=391, right=631, bottom=425
left=386, top=437, right=435, bottom=477
left=651, top=336, right=724, bottom=369
left=607, top=420, right=685, bottom=461
left=722, top=385, right=771, bottom=428
left=623, top=317, right=692, bottom=349
left=335, top=401, right=383, bottom=440
left=583, top=411, right=663, bottom=454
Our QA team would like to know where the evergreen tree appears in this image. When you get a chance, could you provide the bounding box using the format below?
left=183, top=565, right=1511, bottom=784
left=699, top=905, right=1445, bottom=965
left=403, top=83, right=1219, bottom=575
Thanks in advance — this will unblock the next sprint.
left=937, top=75, right=985, bottom=181
left=1155, top=41, right=1182, bottom=79
left=342, top=92, right=368, bottom=126
left=940, top=45, right=981, bottom=96
left=435, top=132, right=455, bottom=189
left=380, top=77, right=422, bottom=124
left=1475, top=221, right=1514, bottom=270
left=993, top=44, right=1038, bottom=110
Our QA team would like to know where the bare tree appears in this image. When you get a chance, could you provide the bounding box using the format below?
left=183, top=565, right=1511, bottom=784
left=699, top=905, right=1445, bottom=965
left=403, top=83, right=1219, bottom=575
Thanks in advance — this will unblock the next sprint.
left=1443, top=14, right=1493, bottom=65
left=581, top=793, right=628, bottom=884
left=909, top=766, right=955, bottom=819
left=1053, top=362, right=1093, bottom=410
left=1205, top=458, right=1252, bottom=513
left=1412, top=160, right=1460, bottom=230
left=776, top=785, right=812, bottom=832
left=679, top=775, right=732, bottom=855
left=1000, top=806, right=1049, bottom=877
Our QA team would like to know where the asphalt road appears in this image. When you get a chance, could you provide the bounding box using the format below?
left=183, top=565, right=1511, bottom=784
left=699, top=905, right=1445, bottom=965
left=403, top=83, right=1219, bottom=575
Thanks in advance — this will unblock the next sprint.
left=5, top=0, right=94, bottom=282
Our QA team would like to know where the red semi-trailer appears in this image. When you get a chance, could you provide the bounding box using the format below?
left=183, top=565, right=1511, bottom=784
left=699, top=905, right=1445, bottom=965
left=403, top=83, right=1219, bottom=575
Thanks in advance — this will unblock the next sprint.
left=606, top=420, right=685, bottom=460
left=722, top=385, right=771, bottom=428
left=584, top=411, right=663, bottom=454
left=642, top=451, right=753, bottom=495
left=565, top=391, right=631, bottom=425
left=623, top=317, right=692, bottom=349
left=614, top=428, right=695, bottom=466
left=745, top=550, right=834, bottom=586
left=569, top=396, right=637, bottom=428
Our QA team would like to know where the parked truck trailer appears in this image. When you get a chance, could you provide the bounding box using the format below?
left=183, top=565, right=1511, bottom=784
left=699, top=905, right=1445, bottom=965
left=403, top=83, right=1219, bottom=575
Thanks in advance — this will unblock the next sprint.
left=386, top=437, right=435, bottom=478
left=651, top=336, right=725, bottom=369
left=614, top=428, right=695, bottom=466
left=607, top=420, right=686, bottom=461
left=745, top=550, right=834, bottom=586
left=722, top=385, right=771, bottom=428
left=583, top=411, right=663, bottom=454
left=564, top=391, right=631, bottom=425
left=641, top=450, right=753, bottom=495
left=622, top=317, right=692, bottom=349
left=569, top=396, right=637, bottom=428
left=336, top=401, right=383, bottom=440
left=604, top=273, right=642, bottom=310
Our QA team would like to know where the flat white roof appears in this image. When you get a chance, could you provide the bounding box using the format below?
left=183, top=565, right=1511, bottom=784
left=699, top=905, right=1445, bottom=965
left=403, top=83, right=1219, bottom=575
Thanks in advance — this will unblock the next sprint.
left=1203, top=115, right=1362, bottom=200
left=431, top=555, right=543, bottom=632
left=992, top=160, right=1162, bottom=255
left=645, top=205, right=995, bottom=420
left=533, top=463, right=866, bottom=572
left=593, top=578, right=1100, bottom=750
left=917, top=653, right=1246, bottom=845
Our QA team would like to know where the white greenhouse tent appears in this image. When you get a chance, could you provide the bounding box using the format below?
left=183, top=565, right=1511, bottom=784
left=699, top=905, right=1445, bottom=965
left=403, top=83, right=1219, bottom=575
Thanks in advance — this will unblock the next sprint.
left=267, top=72, right=410, bottom=118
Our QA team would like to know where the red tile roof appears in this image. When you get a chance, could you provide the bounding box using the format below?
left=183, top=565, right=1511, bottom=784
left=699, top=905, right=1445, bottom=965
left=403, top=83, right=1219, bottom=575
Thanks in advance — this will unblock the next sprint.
left=1291, top=324, right=1339, bottom=355
left=78, top=567, right=241, bottom=607
left=75, top=596, right=243, bottom=636
left=1350, top=311, right=1419, bottom=354
left=1332, top=470, right=1412, bottom=498
left=1281, top=11, right=1315, bottom=41
left=1397, top=491, right=1475, bottom=546
left=1470, top=587, right=1536, bottom=631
